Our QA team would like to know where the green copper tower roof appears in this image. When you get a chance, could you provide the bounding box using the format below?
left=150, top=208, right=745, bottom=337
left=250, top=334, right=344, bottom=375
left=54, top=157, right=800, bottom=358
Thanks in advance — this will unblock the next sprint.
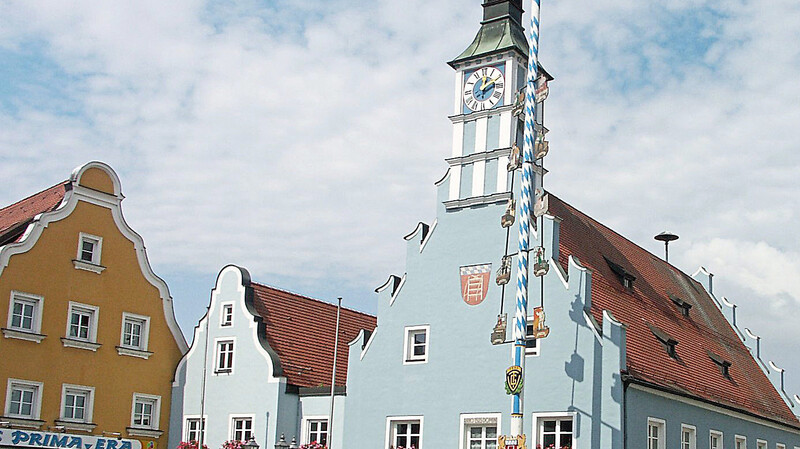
left=449, top=0, right=529, bottom=67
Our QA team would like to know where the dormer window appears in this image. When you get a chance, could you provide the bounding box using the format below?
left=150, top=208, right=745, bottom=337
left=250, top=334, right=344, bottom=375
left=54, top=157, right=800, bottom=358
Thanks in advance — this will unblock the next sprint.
left=648, top=323, right=678, bottom=358
left=604, top=257, right=636, bottom=290
left=708, top=351, right=732, bottom=378
left=669, top=293, right=693, bottom=317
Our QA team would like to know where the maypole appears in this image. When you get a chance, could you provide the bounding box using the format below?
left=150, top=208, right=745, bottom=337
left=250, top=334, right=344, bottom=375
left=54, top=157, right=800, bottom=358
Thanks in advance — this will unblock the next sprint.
left=511, top=0, right=542, bottom=438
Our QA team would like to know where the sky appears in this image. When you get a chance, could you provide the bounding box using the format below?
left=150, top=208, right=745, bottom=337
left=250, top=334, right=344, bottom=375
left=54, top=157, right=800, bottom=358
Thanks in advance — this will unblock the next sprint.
left=1, top=0, right=799, bottom=403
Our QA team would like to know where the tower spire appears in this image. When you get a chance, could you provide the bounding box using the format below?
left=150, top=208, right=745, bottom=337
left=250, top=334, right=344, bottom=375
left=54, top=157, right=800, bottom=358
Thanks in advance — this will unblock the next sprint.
left=449, top=0, right=529, bottom=66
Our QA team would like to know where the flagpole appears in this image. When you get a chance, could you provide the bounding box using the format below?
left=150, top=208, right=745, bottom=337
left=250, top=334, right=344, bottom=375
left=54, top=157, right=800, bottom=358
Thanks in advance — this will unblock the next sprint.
left=328, top=297, right=342, bottom=448
left=511, top=0, right=542, bottom=437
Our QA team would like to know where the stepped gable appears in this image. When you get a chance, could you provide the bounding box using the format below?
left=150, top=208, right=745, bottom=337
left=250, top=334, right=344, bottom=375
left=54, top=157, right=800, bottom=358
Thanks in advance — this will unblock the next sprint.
left=251, top=282, right=376, bottom=389
left=549, top=194, right=800, bottom=428
left=0, top=182, right=69, bottom=243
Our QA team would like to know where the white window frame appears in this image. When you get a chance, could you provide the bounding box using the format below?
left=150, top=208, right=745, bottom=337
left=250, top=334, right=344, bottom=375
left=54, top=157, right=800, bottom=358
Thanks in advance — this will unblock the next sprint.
left=130, top=393, right=161, bottom=429
left=525, top=316, right=541, bottom=356
left=77, top=233, right=102, bottom=265
left=59, top=383, right=95, bottom=423
left=183, top=416, right=206, bottom=443
left=710, top=430, right=723, bottom=449
left=777, top=444, right=786, bottom=449
left=4, top=378, right=43, bottom=419
left=229, top=414, right=255, bottom=442
left=6, top=291, right=44, bottom=334
left=214, top=338, right=235, bottom=374
left=120, top=312, right=150, bottom=350
left=65, top=301, right=100, bottom=342
left=385, top=416, right=423, bottom=449
left=681, top=424, right=697, bottom=449
left=301, top=415, right=329, bottom=446
left=459, top=413, right=501, bottom=449
left=647, top=417, right=666, bottom=449
left=757, top=440, right=768, bottom=449
left=532, top=411, right=576, bottom=449
left=735, top=435, right=747, bottom=449
left=403, top=325, right=430, bottom=364
left=220, top=303, right=234, bottom=327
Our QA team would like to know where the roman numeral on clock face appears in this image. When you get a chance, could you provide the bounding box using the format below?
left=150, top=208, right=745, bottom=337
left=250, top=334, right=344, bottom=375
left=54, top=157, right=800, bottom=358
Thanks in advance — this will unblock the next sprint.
left=493, top=91, right=502, bottom=99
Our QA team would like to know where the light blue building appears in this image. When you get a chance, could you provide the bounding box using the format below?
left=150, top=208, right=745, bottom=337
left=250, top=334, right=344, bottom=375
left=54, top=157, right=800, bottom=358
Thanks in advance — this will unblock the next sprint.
left=341, top=1, right=800, bottom=448
left=169, top=265, right=375, bottom=449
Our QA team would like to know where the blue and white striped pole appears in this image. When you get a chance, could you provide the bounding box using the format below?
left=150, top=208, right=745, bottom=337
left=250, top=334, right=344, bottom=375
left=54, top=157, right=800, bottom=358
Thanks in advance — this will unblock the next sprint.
left=511, top=0, right=542, bottom=437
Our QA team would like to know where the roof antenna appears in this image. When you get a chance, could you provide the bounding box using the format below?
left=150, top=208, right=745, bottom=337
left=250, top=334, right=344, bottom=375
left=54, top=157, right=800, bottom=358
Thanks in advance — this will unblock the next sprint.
left=654, top=231, right=679, bottom=263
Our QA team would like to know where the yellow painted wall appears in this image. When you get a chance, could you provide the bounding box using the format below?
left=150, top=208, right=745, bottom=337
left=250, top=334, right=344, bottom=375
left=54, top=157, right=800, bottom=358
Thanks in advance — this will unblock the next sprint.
left=0, top=190, right=183, bottom=449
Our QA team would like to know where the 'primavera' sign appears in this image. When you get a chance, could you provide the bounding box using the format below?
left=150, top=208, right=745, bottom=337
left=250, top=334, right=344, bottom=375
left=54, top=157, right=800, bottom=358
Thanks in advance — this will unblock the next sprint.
left=0, top=429, right=142, bottom=449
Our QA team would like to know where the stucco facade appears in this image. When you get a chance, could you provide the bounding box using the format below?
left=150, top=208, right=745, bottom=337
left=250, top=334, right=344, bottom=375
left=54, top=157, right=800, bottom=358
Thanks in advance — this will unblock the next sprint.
left=0, top=162, right=187, bottom=449
left=170, top=265, right=374, bottom=449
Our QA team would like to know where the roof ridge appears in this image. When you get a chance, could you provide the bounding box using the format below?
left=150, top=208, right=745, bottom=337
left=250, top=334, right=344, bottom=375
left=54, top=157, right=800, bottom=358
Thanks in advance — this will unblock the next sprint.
left=250, top=281, right=375, bottom=319
left=0, top=180, right=68, bottom=213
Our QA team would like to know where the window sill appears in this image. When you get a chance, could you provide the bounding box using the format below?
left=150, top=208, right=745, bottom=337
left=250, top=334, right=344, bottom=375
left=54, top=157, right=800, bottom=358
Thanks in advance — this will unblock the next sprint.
left=54, top=419, right=97, bottom=433
left=403, top=358, right=428, bottom=365
left=0, top=416, right=45, bottom=429
left=126, top=427, right=164, bottom=438
left=72, top=259, right=106, bottom=274
left=2, top=328, right=46, bottom=343
left=214, top=369, right=232, bottom=375
left=61, top=337, right=101, bottom=351
left=116, top=346, right=153, bottom=359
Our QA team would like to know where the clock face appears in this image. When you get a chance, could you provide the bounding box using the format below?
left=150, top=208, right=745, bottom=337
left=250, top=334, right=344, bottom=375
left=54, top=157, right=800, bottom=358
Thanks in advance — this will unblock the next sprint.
left=463, top=66, right=505, bottom=112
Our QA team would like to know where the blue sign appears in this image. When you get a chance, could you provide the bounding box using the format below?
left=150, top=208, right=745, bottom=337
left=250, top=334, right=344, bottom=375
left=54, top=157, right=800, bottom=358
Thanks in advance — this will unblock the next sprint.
left=0, top=429, right=142, bottom=449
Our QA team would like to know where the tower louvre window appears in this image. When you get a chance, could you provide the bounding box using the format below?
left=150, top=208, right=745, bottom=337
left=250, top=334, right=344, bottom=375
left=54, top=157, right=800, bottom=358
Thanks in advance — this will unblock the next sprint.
left=708, top=351, right=732, bottom=378
left=648, top=323, right=678, bottom=359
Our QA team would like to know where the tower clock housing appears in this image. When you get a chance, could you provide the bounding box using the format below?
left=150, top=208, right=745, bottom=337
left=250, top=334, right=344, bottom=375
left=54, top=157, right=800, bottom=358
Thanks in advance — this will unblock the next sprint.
left=443, top=0, right=551, bottom=208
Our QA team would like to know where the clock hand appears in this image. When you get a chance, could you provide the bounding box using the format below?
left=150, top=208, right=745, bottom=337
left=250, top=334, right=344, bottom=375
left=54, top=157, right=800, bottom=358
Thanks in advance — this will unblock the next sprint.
left=479, top=75, right=488, bottom=91
left=484, top=74, right=502, bottom=89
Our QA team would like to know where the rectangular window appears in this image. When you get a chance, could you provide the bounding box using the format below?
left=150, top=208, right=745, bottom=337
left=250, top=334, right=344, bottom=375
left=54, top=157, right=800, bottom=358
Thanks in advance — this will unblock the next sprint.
left=306, top=419, right=328, bottom=446
left=463, top=120, right=477, bottom=155
left=5, top=379, right=42, bottom=419
left=461, top=414, right=500, bottom=449
left=185, top=418, right=206, bottom=443
left=66, top=302, right=99, bottom=342
left=389, top=419, right=422, bottom=449
left=132, top=394, right=160, bottom=429
left=216, top=340, right=234, bottom=373
left=467, top=425, right=497, bottom=449
left=710, top=431, right=723, bottom=449
left=121, top=313, right=150, bottom=350
left=484, top=158, right=498, bottom=195
left=403, top=326, right=429, bottom=364
left=757, top=440, right=767, bottom=449
left=460, top=163, right=474, bottom=199
left=538, top=417, right=573, bottom=449
left=735, top=436, right=747, bottom=449
left=231, top=417, right=253, bottom=442
left=77, top=233, right=102, bottom=265
left=486, top=115, right=501, bottom=151
left=7, top=292, right=43, bottom=333
left=221, top=304, right=234, bottom=327
left=647, top=418, right=665, bottom=449
left=61, top=384, right=94, bottom=423
left=681, top=425, right=696, bottom=449
left=525, top=318, right=540, bottom=356
left=777, top=444, right=786, bottom=449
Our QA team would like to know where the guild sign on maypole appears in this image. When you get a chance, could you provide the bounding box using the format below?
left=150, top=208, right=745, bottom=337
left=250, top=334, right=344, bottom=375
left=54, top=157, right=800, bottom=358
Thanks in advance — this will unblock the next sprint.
left=506, top=0, right=544, bottom=442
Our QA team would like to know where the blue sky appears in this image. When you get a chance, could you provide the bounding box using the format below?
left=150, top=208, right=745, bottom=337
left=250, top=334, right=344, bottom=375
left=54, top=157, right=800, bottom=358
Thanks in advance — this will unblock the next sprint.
left=2, top=0, right=800, bottom=401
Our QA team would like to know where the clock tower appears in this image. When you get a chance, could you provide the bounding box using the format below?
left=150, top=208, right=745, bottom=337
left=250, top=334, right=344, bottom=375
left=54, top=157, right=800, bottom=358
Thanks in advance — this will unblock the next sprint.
left=443, top=0, right=550, bottom=208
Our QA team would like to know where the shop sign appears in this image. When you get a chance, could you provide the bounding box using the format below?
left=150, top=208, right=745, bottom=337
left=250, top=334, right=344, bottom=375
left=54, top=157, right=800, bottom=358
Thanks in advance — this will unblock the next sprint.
left=498, top=434, right=527, bottom=449
left=0, top=429, right=142, bottom=449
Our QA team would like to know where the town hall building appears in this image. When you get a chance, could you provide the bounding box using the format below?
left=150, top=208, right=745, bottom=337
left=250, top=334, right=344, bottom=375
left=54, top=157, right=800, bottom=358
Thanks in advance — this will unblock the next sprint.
left=341, top=1, right=800, bottom=448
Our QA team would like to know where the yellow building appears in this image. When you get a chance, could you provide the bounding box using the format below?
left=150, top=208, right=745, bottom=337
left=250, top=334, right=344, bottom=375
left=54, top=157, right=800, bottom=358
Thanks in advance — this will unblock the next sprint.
left=0, top=162, right=188, bottom=449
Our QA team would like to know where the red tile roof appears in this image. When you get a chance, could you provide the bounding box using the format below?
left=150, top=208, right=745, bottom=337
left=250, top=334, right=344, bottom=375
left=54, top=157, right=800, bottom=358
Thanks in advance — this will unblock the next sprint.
left=549, top=195, right=799, bottom=428
left=251, top=282, right=376, bottom=388
left=0, top=182, right=69, bottom=244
